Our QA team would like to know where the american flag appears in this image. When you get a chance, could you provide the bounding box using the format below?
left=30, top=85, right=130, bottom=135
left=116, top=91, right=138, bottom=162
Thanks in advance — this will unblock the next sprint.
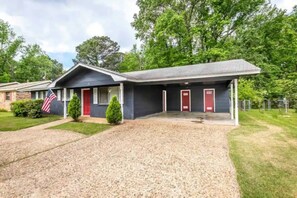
left=42, top=89, right=57, bottom=113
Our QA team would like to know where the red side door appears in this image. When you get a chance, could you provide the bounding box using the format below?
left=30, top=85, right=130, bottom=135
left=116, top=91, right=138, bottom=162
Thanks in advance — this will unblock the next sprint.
left=204, top=89, right=214, bottom=112
left=181, top=90, right=190, bottom=112
left=83, top=90, right=91, bottom=115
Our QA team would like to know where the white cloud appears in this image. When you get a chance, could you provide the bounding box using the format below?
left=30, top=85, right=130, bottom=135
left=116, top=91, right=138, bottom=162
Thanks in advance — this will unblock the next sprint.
left=271, top=0, right=297, bottom=12
left=0, top=0, right=139, bottom=54
left=86, top=22, right=105, bottom=37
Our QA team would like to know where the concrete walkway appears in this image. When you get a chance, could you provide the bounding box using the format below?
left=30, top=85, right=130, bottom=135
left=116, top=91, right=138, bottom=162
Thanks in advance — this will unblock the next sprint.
left=0, top=119, right=240, bottom=197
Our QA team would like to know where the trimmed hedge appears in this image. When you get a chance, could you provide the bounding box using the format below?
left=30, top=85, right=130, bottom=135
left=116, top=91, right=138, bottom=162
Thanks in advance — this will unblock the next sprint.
left=11, top=99, right=44, bottom=118
left=106, top=96, right=122, bottom=124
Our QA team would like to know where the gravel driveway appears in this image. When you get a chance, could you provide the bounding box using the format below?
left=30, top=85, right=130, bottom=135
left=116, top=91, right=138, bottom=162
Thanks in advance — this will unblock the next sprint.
left=0, top=119, right=240, bottom=197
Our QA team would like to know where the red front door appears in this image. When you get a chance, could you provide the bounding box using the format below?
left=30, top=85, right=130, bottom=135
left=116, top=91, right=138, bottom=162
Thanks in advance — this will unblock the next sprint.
left=181, top=90, right=190, bottom=112
left=83, top=89, right=91, bottom=115
left=204, top=89, right=214, bottom=112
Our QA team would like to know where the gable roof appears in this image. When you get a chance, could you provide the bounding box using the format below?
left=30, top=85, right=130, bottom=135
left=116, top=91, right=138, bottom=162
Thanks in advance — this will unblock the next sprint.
left=123, top=59, right=260, bottom=82
left=50, top=59, right=260, bottom=87
left=0, top=81, right=51, bottom=91
left=49, top=63, right=129, bottom=87
left=0, top=82, right=19, bottom=87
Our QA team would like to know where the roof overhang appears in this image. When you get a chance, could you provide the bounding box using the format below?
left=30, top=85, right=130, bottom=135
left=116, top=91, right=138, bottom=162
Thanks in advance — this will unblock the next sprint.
left=124, top=70, right=261, bottom=83
left=49, top=63, right=128, bottom=88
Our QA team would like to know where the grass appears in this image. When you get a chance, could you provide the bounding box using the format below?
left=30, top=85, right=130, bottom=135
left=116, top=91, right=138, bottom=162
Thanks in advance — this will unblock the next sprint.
left=0, top=112, right=61, bottom=131
left=49, top=122, right=111, bottom=135
left=228, top=109, right=297, bottom=198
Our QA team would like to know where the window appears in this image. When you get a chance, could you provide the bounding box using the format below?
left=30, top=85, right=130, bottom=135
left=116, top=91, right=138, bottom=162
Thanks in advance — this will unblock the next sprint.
left=97, top=86, right=121, bottom=105
left=69, top=89, right=74, bottom=100
left=40, top=91, right=44, bottom=99
left=109, top=86, right=120, bottom=102
left=99, top=87, right=108, bottom=104
left=57, top=90, right=61, bottom=101
left=5, top=92, right=10, bottom=101
left=93, top=88, right=98, bottom=104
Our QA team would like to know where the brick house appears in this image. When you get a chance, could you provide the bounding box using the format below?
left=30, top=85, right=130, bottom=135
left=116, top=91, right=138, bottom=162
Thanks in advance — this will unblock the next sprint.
left=0, top=81, right=51, bottom=111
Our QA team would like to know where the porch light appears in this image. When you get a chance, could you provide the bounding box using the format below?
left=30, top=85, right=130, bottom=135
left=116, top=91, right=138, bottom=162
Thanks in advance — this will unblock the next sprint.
left=184, top=82, right=189, bottom=85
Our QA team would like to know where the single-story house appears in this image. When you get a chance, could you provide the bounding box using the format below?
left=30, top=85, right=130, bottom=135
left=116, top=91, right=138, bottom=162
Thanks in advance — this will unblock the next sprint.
left=0, top=81, right=51, bottom=111
left=29, top=59, right=260, bottom=125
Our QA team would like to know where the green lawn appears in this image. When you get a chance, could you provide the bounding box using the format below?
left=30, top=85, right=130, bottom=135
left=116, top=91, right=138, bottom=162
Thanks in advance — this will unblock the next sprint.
left=0, top=112, right=61, bottom=131
left=228, top=110, right=297, bottom=198
left=49, top=122, right=111, bottom=135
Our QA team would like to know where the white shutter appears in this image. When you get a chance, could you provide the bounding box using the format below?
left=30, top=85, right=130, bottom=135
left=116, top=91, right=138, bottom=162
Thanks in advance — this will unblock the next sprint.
left=69, top=89, right=74, bottom=100
left=93, top=88, right=98, bottom=104
left=57, top=90, right=61, bottom=101
left=35, top=92, right=39, bottom=99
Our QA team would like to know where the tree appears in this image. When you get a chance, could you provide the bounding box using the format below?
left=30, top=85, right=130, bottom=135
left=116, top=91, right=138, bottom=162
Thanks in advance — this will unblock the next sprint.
left=15, top=44, right=63, bottom=82
left=132, top=0, right=266, bottom=68
left=74, top=36, right=123, bottom=71
left=0, top=19, right=24, bottom=82
left=68, top=93, right=81, bottom=122
left=106, top=96, right=122, bottom=124
left=119, top=44, right=145, bottom=72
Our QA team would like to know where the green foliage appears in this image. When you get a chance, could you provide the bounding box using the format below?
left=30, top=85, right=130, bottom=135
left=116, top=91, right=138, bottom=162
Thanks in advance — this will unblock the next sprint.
left=27, top=100, right=43, bottom=118
left=106, top=96, right=122, bottom=124
left=132, top=0, right=265, bottom=68
left=0, top=108, right=8, bottom=112
left=74, top=36, right=123, bottom=71
left=15, top=44, right=63, bottom=82
left=0, top=19, right=63, bottom=83
left=11, top=99, right=43, bottom=118
left=119, top=45, right=145, bottom=72
left=0, top=19, right=24, bottom=82
left=68, top=93, right=81, bottom=122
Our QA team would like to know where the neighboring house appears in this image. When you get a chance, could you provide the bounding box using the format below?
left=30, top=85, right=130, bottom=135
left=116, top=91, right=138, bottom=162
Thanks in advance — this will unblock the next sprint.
left=0, top=81, right=51, bottom=111
left=29, top=59, right=260, bottom=125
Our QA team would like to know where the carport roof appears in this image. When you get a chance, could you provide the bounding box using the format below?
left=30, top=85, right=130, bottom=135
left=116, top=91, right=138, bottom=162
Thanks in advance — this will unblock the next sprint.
left=123, top=59, right=260, bottom=82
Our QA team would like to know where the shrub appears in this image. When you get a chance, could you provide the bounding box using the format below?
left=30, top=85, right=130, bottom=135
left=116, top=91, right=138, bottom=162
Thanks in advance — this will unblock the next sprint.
left=68, top=93, right=81, bottom=121
left=0, top=108, right=8, bottom=112
left=106, top=96, right=122, bottom=124
left=27, top=100, right=43, bottom=118
left=11, top=100, right=29, bottom=117
left=11, top=99, right=43, bottom=118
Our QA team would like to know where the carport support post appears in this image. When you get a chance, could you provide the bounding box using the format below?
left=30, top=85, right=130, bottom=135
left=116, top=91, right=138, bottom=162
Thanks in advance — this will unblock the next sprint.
left=63, top=88, right=67, bottom=119
left=120, top=83, right=124, bottom=123
left=234, top=79, right=239, bottom=126
left=230, top=81, right=234, bottom=120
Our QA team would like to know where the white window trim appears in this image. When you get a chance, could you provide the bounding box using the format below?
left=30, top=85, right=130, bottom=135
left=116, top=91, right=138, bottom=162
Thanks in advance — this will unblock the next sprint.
left=203, top=88, right=216, bottom=112
left=81, top=88, right=90, bottom=116
left=57, top=90, right=61, bottom=101
left=163, top=90, right=167, bottom=112
left=180, top=89, right=191, bottom=112
left=93, top=88, right=98, bottom=104
left=69, top=89, right=74, bottom=100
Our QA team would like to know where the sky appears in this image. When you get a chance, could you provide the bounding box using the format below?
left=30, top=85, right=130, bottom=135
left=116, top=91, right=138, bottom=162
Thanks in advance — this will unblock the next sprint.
left=0, top=0, right=296, bottom=69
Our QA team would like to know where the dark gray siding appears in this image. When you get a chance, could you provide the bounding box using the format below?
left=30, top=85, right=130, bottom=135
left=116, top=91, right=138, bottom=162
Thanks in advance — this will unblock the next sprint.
left=133, top=85, right=163, bottom=118
left=123, top=83, right=134, bottom=119
left=57, top=67, right=118, bottom=88
left=90, top=87, right=108, bottom=118
left=166, top=83, right=229, bottom=113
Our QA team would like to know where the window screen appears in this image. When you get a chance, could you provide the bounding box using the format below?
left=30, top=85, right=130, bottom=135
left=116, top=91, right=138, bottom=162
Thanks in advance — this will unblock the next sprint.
left=99, top=87, right=108, bottom=104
